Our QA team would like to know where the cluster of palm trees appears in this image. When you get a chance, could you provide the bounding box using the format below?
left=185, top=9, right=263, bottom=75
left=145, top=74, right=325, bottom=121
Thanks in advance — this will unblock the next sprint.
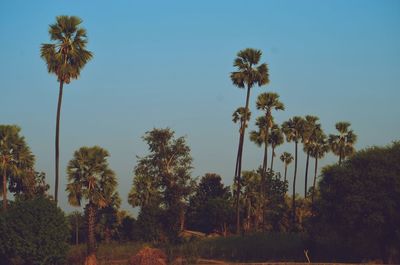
left=231, top=48, right=357, bottom=231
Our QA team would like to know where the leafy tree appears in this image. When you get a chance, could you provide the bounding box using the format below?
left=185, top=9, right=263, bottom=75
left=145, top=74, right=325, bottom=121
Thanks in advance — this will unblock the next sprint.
left=231, top=48, right=269, bottom=234
left=128, top=128, right=194, bottom=241
left=68, top=211, right=86, bottom=245
left=41, top=16, right=93, bottom=204
left=282, top=116, right=306, bottom=228
left=0, top=196, right=69, bottom=265
left=0, top=125, right=35, bottom=210
left=314, top=142, right=400, bottom=263
left=97, top=192, right=121, bottom=243
left=66, top=146, right=117, bottom=265
left=280, top=152, right=293, bottom=183
left=328, top=122, right=357, bottom=165
left=186, top=173, right=233, bottom=234
left=240, top=169, right=288, bottom=232
left=302, top=115, right=321, bottom=197
left=11, top=171, right=50, bottom=200
left=268, top=124, right=284, bottom=171
left=118, top=212, right=136, bottom=242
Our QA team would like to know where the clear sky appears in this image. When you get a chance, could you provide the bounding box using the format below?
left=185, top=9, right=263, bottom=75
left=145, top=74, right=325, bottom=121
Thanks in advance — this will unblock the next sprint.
left=1, top=0, right=399, bottom=214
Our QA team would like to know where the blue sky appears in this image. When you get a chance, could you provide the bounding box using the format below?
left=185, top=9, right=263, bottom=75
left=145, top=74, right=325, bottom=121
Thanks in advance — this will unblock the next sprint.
left=1, top=0, right=399, bottom=214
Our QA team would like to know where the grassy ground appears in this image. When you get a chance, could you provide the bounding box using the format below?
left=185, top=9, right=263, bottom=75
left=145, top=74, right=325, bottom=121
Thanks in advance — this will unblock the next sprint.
left=67, top=242, right=146, bottom=265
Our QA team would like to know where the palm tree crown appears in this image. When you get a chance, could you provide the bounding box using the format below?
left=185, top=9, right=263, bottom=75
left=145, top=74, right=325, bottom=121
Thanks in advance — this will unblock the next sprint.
left=41, top=16, right=93, bottom=83
left=328, top=122, right=357, bottom=165
left=66, top=146, right=116, bottom=208
left=231, top=48, right=269, bottom=89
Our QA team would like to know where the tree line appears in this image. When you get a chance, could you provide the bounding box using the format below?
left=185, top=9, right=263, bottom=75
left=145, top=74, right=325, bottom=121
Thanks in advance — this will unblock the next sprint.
left=1, top=15, right=398, bottom=264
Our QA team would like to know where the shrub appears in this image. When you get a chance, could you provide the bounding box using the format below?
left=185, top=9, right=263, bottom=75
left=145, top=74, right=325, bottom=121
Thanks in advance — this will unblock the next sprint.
left=0, top=197, right=69, bottom=265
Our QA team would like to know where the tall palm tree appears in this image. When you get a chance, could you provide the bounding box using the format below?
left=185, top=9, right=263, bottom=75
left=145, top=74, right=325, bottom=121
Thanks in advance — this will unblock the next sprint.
left=0, top=125, right=34, bottom=210
left=255, top=92, right=285, bottom=173
left=41, top=16, right=93, bottom=204
left=282, top=116, right=306, bottom=228
left=66, top=146, right=117, bottom=265
left=302, top=115, right=320, bottom=198
left=328, top=122, right=357, bottom=165
left=268, top=124, right=284, bottom=171
left=231, top=48, right=269, bottom=234
left=280, top=152, right=293, bottom=183
left=310, top=132, right=330, bottom=210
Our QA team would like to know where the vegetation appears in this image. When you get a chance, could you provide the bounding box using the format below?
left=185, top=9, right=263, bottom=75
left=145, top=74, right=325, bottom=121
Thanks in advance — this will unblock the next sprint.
left=0, top=197, right=69, bottom=265
left=128, top=128, right=194, bottom=242
left=0, top=125, right=35, bottom=210
left=41, top=15, right=93, bottom=204
left=1, top=18, right=396, bottom=263
left=66, top=146, right=118, bottom=265
left=231, top=48, right=269, bottom=234
left=313, top=141, right=400, bottom=263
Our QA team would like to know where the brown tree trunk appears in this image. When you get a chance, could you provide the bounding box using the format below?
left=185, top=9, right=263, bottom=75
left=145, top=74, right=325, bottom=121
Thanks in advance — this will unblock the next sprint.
left=76, top=215, right=79, bottom=245
left=311, top=157, right=318, bottom=215
left=55, top=80, right=64, bottom=205
left=270, top=146, right=275, bottom=171
left=292, top=141, right=298, bottom=229
left=2, top=158, right=7, bottom=211
left=87, top=203, right=97, bottom=265
left=234, top=85, right=252, bottom=235
left=304, top=150, right=310, bottom=198
left=284, top=164, right=288, bottom=183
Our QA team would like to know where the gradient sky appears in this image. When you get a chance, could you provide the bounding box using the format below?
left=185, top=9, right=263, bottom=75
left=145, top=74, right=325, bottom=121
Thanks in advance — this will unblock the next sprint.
left=1, top=0, right=399, bottom=215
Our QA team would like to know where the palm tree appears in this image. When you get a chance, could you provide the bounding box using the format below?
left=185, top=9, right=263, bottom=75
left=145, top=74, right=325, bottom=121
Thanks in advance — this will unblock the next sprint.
left=282, top=116, right=306, bottom=227
left=231, top=49, right=269, bottom=233
left=328, top=122, right=357, bottom=165
left=302, top=115, right=320, bottom=198
left=41, top=16, right=93, bottom=204
left=268, top=124, right=284, bottom=171
left=255, top=92, right=285, bottom=173
left=66, top=146, right=117, bottom=265
left=280, top=152, right=293, bottom=183
left=0, top=125, right=34, bottom=210
left=310, top=132, right=330, bottom=210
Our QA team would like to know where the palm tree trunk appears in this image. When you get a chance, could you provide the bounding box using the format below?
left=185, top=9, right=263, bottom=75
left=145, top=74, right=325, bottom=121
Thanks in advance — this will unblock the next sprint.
left=235, top=85, right=252, bottom=234
left=262, top=127, right=269, bottom=173
left=292, top=142, right=298, bottom=228
left=76, top=215, right=79, bottom=245
left=270, top=146, right=275, bottom=171
left=2, top=158, right=7, bottom=211
left=311, top=156, right=318, bottom=215
left=284, top=164, right=288, bottom=183
left=55, top=80, right=64, bottom=205
left=86, top=202, right=97, bottom=265
left=304, top=150, right=310, bottom=198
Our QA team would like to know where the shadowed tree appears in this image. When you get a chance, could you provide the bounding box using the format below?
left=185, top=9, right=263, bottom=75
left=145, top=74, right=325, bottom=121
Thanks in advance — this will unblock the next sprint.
left=41, top=16, right=93, bottom=204
left=309, top=131, right=329, bottom=210
left=129, top=128, right=194, bottom=241
left=302, top=115, right=321, bottom=198
left=231, top=48, right=269, bottom=234
left=255, top=92, right=285, bottom=173
left=268, top=124, right=284, bottom=171
left=280, top=152, right=293, bottom=183
left=329, top=122, right=357, bottom=165
left=66, top=146, right=117, bottom=265
left=282, top=116, right=306, bottom=228
left=0, top=125, right=35, bottom=210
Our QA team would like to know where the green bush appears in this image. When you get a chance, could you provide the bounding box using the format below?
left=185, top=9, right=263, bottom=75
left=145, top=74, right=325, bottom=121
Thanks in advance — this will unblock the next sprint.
left=0, top=197, right=70, bottom=265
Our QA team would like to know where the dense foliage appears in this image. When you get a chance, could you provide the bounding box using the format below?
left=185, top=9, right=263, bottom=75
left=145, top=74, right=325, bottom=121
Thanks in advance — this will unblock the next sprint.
left=313, top=141, right=400, bottom=263
left=0, top=197, right=69, bottom=265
